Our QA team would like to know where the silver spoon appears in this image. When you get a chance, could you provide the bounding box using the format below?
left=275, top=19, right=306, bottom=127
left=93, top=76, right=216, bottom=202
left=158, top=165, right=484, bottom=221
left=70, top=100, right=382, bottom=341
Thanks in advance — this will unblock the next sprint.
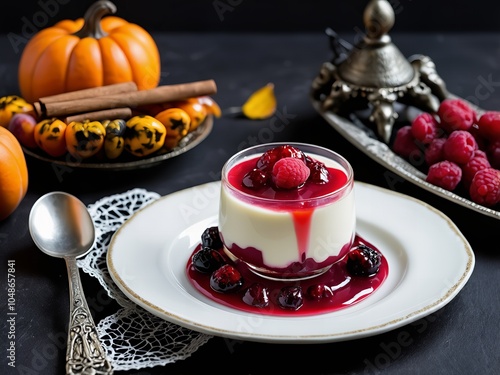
left=29, top=191, right=113, bottom=375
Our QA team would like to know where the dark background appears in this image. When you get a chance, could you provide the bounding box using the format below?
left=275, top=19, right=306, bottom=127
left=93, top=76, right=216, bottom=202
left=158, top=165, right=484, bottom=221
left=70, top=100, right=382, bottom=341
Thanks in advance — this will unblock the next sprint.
left=1, top=2, right=500, bottom=375
left=2, top=0, right=500, bottom=35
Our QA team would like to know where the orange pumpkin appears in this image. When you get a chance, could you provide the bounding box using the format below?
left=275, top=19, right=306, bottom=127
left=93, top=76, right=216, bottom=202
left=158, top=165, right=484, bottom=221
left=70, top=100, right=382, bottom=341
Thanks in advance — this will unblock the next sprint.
left=0, top=127, right=28, bottom=221
left=18, top=0, right=161, bottom=103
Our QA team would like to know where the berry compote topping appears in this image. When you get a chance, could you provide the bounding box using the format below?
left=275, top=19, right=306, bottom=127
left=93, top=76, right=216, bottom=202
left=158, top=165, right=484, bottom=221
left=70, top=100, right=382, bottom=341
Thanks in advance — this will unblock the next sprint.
left=242, top=168, right=269, bottom=189
left=187, top=227, right=389, bottom=317
left=305, top=155, right=330, bottom=184
left=256, top=145, right=306, bottom=171
left=242, top=145, right=334, bottom=192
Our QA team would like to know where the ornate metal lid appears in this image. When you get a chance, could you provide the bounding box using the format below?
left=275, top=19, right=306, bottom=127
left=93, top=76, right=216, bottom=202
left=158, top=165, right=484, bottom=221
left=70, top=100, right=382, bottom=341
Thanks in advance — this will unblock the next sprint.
left=311, top=0, right=448, bottom=143
left=337, top=0, right=415, bottom=89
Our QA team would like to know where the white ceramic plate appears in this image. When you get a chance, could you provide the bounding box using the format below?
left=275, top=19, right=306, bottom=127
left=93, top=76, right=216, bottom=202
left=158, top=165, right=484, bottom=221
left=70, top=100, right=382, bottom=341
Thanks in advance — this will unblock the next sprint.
left=107, top=181, right=474, bottom=343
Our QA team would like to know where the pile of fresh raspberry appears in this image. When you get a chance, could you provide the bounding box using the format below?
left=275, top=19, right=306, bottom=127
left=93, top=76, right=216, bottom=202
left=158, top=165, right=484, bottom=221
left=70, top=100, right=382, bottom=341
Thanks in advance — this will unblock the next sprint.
left=392, top=98, right=500, bottom=208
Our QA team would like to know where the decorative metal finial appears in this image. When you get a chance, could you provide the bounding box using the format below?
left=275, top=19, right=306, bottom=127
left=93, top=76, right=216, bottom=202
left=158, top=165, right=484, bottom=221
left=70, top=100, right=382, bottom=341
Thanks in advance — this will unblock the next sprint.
left=364, top=0, right=394, bottom=39
left=312, top=0, right=449, bottom=143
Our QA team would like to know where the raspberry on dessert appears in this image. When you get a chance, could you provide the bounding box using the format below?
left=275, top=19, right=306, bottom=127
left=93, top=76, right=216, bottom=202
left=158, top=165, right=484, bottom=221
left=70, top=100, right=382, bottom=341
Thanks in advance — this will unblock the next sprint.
left=256, top=145, right=305, bottom=171
left=242, top=283, right=270, bottom=307
left=210, top=264, right=244, bottom=293
left=272, top=157, right=310, bottom=189
left=191, top=247, right=226, bottom=273
left=242, top=168, right=270, bottom=189
left=443, top=130, right=477, bottom=165
left=437, top=99, right=476, bottom=133
left=346, top=244, right=382, bottom=277
left=425, top=137, right=446, bottom=166
left=461, top=151, right=491, bottom=188
left=392, top=125, right=421, bottom=160
left=411, top=112, right=438, bottom=144
left=306, top=284, right=334, bottom=300
left=277, top=285, right=303, bottom=310
left=305, top=156, right=330, bottom=184
left=426, top=160, right=462, bottom=191
left=469, top=167, right=500, bottom=207
left=477, top=111, right=500, bottom=141
left=201, top=226, right=224, bottom=250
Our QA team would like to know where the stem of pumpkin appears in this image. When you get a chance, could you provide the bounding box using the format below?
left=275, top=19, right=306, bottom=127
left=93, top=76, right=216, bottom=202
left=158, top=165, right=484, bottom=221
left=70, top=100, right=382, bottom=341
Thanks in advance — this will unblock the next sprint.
left=73, top=0, right=117, bottom=39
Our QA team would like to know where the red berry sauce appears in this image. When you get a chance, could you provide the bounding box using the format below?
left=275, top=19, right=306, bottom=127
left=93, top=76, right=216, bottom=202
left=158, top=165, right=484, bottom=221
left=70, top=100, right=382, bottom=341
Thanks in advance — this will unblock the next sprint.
left=187, top=235, right=388, bottom=317
left=229, top=158, right=348, bottom=202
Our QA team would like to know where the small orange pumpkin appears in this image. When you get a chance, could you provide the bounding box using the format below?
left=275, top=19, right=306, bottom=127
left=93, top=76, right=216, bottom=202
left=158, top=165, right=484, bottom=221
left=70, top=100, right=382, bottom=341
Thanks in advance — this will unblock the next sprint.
left=0, top=127, right=28, bottom=221
left=18, top=0, right=161, bottom=103
left=34, top=118, right=67, bottom=157
left=155, top=108, right=191, bottom=149
left=172, top=99, right=207, bottom=132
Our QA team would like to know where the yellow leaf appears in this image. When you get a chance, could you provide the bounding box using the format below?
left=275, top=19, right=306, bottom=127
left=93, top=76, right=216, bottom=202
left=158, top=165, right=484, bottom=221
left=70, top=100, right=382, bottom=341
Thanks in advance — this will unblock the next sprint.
left=241, top=83, right=277, bottom=120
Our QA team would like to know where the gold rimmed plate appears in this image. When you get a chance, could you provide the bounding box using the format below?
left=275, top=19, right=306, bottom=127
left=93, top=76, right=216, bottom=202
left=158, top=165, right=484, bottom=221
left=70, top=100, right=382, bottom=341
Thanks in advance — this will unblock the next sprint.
left=106, top=181, right=474, bottom=343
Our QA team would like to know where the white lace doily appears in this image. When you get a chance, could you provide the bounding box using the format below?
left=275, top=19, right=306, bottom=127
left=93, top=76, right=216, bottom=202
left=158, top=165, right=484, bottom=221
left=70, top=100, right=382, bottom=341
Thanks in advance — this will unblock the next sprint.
left=77, top=188, right=212, bottom=371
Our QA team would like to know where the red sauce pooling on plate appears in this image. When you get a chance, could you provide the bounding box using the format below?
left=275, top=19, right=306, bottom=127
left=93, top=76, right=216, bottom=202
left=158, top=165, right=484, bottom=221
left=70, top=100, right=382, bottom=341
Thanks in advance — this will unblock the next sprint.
left=186, top=235, right=388, bottom=317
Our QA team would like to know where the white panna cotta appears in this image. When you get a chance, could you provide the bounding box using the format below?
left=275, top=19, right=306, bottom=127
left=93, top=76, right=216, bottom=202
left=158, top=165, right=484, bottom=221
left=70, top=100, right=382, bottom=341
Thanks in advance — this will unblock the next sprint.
left=219, top=143, right=355, bottom=280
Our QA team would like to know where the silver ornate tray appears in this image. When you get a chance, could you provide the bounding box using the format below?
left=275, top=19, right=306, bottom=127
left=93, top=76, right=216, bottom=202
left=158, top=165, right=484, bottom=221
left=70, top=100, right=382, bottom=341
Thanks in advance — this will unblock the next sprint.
left=23, top=115, right=213, bottom=171
left=311, top=99, right=500, bottom=220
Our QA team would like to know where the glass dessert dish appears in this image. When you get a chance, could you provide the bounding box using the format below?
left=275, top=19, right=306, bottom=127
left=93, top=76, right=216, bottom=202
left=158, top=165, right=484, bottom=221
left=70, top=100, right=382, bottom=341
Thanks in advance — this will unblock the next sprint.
left=219, top=142, right=355, bottom=281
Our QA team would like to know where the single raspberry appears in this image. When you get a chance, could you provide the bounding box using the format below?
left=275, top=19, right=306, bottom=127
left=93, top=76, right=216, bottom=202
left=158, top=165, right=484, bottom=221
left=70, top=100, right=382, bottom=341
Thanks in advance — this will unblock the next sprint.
left=411, top=113, right=438, bottom=144
left=392, top=125, right=421, bottom=159
left=461, top=151, right=491, bottom=188
left=487, top=140, right=500, bottom=169
left=425, top=137, right=446, bottom=166
left=272, top=157, right=310, bottom=189
left=477, top=111, right=500, bottom=141
left=437, top=99, right=476, bottom=133
left=443, top=130, right=477, bottom=165
left=469, top=168, right=500, bottom=207
left=426, top=160, right=462, bottom=191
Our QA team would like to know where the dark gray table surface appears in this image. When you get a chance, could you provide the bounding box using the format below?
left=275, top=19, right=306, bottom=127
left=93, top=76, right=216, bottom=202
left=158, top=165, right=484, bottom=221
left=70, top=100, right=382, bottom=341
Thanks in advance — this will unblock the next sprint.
left=1, top=32, right=499, bottom=374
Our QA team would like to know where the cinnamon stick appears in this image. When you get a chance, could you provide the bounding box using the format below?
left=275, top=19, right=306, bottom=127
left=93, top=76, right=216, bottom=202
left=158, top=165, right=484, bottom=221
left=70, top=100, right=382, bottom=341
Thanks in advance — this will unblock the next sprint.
left=64, top=107, right=132, bottom=123
left=39, top=82, right=137, bottom=103
left=34, top=82, right=138, bottom=117
left=42, top=80, right=217, bottom=118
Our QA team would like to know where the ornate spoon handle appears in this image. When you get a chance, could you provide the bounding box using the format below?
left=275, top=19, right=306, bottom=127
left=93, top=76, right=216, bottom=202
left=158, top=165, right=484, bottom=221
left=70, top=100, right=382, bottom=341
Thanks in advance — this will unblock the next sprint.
left=65, top=256, right=113, bottom=375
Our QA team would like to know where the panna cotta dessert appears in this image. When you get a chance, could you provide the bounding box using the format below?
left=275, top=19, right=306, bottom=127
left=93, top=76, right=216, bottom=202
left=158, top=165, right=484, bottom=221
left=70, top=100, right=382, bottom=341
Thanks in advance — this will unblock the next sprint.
left=219, top=143, right=355, bottom=280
